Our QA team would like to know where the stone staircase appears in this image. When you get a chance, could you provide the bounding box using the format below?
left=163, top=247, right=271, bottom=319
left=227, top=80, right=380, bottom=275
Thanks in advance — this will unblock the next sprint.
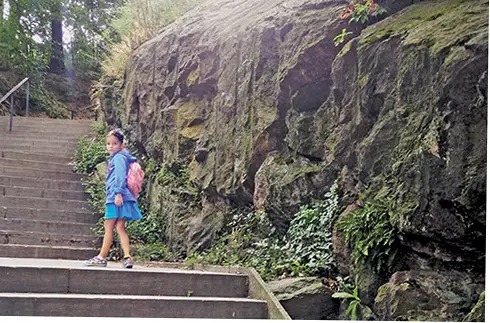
left=0, top=116, right=280, bottom=319
left=0, top=116, right=98, bottom=259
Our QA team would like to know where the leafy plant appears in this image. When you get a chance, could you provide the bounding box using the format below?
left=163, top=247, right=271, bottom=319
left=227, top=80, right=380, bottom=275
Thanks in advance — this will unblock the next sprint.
left=335, top=200, right=399, bottom=273
left=132, top=242, right=177, bottom=261
left=102, top=0, right=200, bottom=79
left=185, top=182, right=341, bottom=281
left=126, top=208, right=167, bottom=245
left=332, top=282, right=362, bottom=320
left=334, top=29, right=353, bottom=47
left=335, top=0, right=387, bottom=45
left=340, top=0, right=387, bottom=24
left=72, top=121, right=108, bottom=174
left=281, top=182, right=339, bottom=276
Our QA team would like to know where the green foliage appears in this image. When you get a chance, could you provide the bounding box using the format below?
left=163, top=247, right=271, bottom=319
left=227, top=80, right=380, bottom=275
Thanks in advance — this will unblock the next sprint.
left=82, top=171, right=107, bottom=216
left=102, top=0, right=201, bottom=78
left=185, top=183, right=340, bottom=281
left=72, top=121, right=108, bottom=174
left=132, top=242, right=177, bottom=261
left=334, top=29, right=354, bottom=47
left=332, top=279, right=362, bottom=320
left=156, top=161, right=198, bottom=195
left=335, top=200, right=399, bottom=273
left=335, top=0, right=387, bottom=46
left=126, top=208, right=167, bottom=245
left=281, top=182, right=339, bottom=275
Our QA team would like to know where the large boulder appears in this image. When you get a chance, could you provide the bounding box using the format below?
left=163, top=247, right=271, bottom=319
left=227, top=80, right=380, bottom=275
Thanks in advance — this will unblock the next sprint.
left=374, top=270, right=485, bottom=321
left=101, top=0, right=488, bottom=274
left=267, top=277, right=339, bottom=320
left=326, top=0, right=487, bottom=274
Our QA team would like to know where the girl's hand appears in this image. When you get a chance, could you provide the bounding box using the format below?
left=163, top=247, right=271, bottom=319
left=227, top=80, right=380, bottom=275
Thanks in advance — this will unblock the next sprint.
left=115, top=194, right=124, bottom=207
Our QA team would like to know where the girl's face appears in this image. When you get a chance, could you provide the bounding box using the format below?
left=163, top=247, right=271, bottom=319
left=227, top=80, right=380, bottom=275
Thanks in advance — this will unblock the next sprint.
left=106, top=135, right=124, bottom=156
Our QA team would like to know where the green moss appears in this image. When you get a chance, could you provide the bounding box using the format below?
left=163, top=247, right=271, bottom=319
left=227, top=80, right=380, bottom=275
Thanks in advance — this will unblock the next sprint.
left=325, top=133, right=340, bottom=161
left=359, top=0, right=481, bottom=52
left=179, top=124, right=203, bottom=139
left=282, top=165, right=321, bottom=185
left=464, top=291, right=485, bottom=322
left=186, top=69, right=199, bottom=86
left=359, top=74, right=369, bottom=88
left=362, top=28, right=394, bottom=46
left=337, top=39, right=354, bottom=57
left=376, top=284, right=391, bottom=302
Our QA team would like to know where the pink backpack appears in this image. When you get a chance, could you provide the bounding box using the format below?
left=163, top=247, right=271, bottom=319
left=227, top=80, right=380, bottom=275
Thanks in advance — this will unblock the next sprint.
left=127, top=162, right=144, bottom=198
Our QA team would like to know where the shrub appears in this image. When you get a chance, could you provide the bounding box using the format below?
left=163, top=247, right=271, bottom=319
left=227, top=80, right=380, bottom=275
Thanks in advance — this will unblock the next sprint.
left=335, top=200, right=399, bottom=273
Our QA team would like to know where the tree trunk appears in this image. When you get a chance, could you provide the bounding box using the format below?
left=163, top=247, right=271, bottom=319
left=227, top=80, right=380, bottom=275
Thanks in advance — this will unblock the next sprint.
left=48, top=1, right=65, bottom=74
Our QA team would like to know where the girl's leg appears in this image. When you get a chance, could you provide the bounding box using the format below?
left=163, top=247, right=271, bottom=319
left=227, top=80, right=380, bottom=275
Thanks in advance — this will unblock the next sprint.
left=98, top=219, right=117, bottom=258
left=115, top=219, right=131, bottom=258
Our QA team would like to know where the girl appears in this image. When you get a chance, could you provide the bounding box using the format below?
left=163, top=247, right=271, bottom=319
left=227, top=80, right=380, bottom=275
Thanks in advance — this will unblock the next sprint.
left=85, top=129, right=143, bottom=268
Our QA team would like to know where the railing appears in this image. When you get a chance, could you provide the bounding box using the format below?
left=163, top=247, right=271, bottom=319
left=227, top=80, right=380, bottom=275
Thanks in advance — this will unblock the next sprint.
left=0, top=77, right=30, bottom=133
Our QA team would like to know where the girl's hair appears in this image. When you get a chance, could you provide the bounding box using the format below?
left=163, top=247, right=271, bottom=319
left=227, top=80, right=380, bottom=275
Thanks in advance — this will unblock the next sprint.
left=107, top=129, right=124, bottom=143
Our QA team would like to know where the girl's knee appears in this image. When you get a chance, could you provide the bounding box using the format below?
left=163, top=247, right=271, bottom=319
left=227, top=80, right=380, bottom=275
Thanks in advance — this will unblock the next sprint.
left=104, top=219, right=116, bottom=229
left=115, top=220, right=127, bottom=233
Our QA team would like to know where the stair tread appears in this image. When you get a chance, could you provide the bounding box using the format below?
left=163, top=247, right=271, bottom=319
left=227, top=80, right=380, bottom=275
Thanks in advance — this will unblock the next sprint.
left=0, top=158, right=73, bottom=167
left=0, top=292, right=262, bottom=302
left=1, top=217, right=93, bottom=226
left=0, top=257, right=247, bottom=276
left=0, top=228, right=94, bottom=237
left=2, top=205, right=93, bottom=215
left=0, top=244, right=96, bottom=251
left=2, top=196, right=89, bottom=205
left=0, top=164, right=81, bottom=175
left=0, top=174, right=83, bottom=184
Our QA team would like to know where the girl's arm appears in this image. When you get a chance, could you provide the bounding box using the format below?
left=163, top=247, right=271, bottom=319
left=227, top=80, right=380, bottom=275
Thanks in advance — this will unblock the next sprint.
left=112, top=154, right=128, bottom=195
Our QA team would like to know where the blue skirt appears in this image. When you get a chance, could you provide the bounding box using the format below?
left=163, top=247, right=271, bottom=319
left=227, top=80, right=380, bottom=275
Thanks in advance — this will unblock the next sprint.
left=105, top=202, right=143, bottom=222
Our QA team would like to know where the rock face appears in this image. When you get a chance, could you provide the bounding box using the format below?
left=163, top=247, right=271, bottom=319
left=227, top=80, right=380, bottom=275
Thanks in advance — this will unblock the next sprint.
left=464, top=291, right=485, bottom=322
left=374, top=270, right=485, bottom=321
left=267, top=277, right=339, bottom=320
left=101, top=0, right=487, bottom=318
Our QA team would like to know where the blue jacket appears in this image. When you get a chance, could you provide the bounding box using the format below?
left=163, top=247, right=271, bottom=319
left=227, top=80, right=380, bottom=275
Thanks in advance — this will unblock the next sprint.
left=106, top=150, right=137, bottom=204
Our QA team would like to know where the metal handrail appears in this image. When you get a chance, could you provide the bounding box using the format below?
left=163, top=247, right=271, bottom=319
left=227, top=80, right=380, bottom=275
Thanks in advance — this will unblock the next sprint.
left=0, top=77, right=30, bottom=133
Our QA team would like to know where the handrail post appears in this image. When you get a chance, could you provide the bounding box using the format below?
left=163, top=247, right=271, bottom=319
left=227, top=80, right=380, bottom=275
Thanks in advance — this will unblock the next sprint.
left=25, top=81, right=29, bottom=117
left=9, top=95, right=13, bottom=133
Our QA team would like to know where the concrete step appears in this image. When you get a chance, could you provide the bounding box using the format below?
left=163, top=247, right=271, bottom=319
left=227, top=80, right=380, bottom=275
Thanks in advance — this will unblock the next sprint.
left=0, top=230, right=99, bottom=248
left=0, top=116, right=93, bottom=124
left=0, top=136, right=78, bottom=145
left=1, top=135, right=80, bottom=145
left=1, top=206, right=97, bottom=224
left=0, top=117, right=93, bottom=128
left=2, top=125, right=91, bottom=136
left=0, top=158, right=73, bottom=173
left=0, top=185, right=87, bottom=201
left=0, top=258, right=250, bottom=298
left=0, top=293, right=267, bottom=318
left=0, top=148, right=75, bottom=159
left=0, top=175, right=84, bottom=192
left=0, top=218, right=93, bottom=235
left=0, top=141, right=77, bottom=152
left=2, top=126, right=91, bottom=137
left=0, top=165, right=83, bottom=181
left=0, top=196, right=90, bottom=212
left=1, top=130, right=91, bottom=139
left=0, top=244, right=97, bottom=260
left=0, top=143, right=77, bottom=154
left=0, top=150, right=73, bottom=164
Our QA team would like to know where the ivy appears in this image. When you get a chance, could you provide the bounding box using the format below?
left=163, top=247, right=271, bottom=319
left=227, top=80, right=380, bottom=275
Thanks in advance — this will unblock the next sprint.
left=185, top=182, right=341, bottom=281
left=335, top=200, right=399, bottom=273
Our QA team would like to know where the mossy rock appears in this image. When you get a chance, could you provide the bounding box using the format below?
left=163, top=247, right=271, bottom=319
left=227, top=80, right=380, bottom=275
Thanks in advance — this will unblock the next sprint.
left=464, top=291, right=485, bottom=322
